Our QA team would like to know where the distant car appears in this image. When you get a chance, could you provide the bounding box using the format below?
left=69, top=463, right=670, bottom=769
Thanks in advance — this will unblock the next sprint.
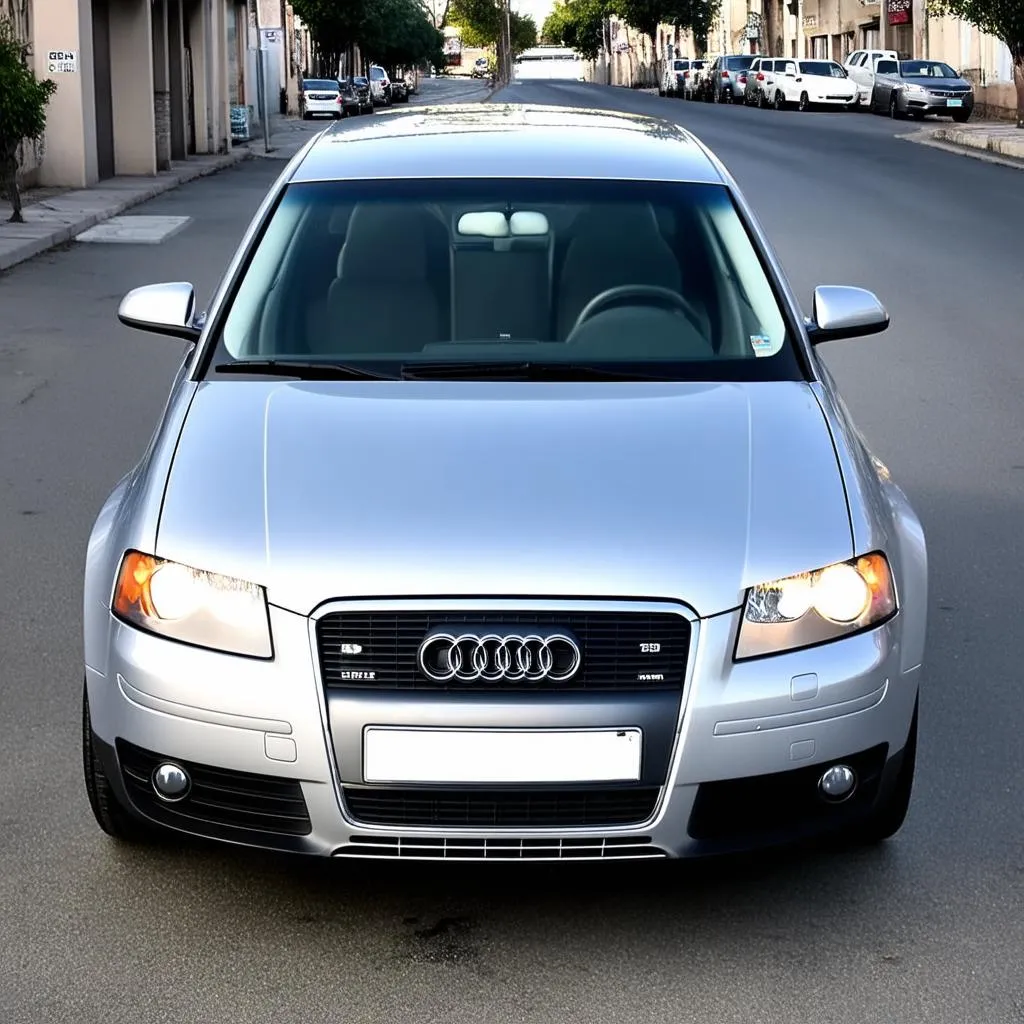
left=336, top=78, right=362, bottom=117
left=870, top=58, right=974, bottom=121
left=389, top=74, right=410, bottom=103
left=368, top=64, right=392, bottom=105
left=350, top=76, right=373, bottom=113
left=299, top=78, right=343, bottom=120
left=769, top=59, right=859, bottom=111
left=843, top=49, right=900, bottom=105
left=661, top=58, right=704, bottom=97
left=701, top=54, right=757, bottom=103
left=472, top=57, right=490, bottom=79
left=88, top=104, right=926, bottom=864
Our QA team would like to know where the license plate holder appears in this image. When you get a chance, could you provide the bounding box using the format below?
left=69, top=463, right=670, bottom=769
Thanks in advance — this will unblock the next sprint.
left=947, top=98, right=963, bottom=107
left=363, top=727, right=643, bottom=785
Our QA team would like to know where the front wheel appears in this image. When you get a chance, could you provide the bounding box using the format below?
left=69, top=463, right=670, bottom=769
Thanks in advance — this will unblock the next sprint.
left=773, top=90, right=786, bottom=110
left=889, top=94, right=904, bottom=119
left=82, top=683, right=157, bottom=844
left=798, top=91, right=811, bottom=111
left=952, top=109, right=971, bottom=123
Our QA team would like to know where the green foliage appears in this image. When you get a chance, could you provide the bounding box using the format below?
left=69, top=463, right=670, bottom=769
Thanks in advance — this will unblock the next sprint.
left=542, top=0, right=718, bottom=61
left=291, top=0, right=442, bottom=69
left=928, top=0, right=1023, bottom=124
left=448, top=0, right=534, bottom=50
left=0, top=17, right=57, bottom=222
left=542, top=0, right=608, bottom=59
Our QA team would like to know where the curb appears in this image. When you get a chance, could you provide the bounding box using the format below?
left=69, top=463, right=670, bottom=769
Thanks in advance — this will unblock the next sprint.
left=0, top=149, right=250, bottom=274
left=899, top=125, right=1024, bottom=170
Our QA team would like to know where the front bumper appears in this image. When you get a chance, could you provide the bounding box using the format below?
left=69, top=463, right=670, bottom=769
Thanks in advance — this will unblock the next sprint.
left=906, top=94, right=974, bottom=117
left=303, top=100, right=340, bottom=116
left=86, top=598, right=920, bottom=861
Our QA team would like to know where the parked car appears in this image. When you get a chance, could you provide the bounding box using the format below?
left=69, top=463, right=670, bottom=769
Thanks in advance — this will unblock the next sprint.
left=769, top=59, right=859, bottom=111
left=700, top=54, right=757, bottom=103
left=843, top=48, right=899, bottom=105
left=350, top=76, right=373, bottom=113
left=368, top=64, right=391, bottom=105
left=661, top=57, right=704, bottom=97
left=88, top=104, right=925, bottom=864
left=336, top=78, right=362, bottom=117
left=743, top=56, right=783, bottom=107
left=869, top=58, right=974, bottom=121
left=472, top=57, right=490, bottom=79
left=389, top=73, right=411, bottom=103
left=299, top=78, right=344, bottom=120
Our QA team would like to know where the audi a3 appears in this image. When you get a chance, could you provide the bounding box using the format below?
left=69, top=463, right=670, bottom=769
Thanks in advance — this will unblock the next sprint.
left=83, top=104, right=927, bottom=861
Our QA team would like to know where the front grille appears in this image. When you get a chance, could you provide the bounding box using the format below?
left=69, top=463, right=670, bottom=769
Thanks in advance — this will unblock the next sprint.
left=932, top=89, right=968, bottom=97
left=117, top=740, right=312, bottom=836
left=317, top=610, right=691, bottom=692
left=337, top=835, right=665, bottom=860
left=343, top=786, right=660, bottom=828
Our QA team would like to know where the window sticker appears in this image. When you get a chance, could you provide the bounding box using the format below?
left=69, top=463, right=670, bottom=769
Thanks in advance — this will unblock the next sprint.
left=750, top=334, right=773, bottom=356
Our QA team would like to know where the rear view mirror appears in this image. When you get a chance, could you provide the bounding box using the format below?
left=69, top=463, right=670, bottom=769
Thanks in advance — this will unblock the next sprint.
left=807, top=285, right=889, bottom=344
left=118, top=282, right=201, bottom=342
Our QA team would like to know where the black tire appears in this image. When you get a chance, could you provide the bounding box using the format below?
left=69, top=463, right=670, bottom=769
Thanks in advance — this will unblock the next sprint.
left=301, top=111, right=311, bottom=121
left=889, top=93, right=903, bottom=119
left=849, top=699, right=918, bottom=845
left=82, top=683, right=156, bottom=843
left=798, top=91, right=810, bottom=111
left=758, top=89, right=767, bottom=109
left=909, top=109, right=924, bottom=120
left=773, top=90, right=786, bottom=111
left=952, top=109, right=971, bottom=123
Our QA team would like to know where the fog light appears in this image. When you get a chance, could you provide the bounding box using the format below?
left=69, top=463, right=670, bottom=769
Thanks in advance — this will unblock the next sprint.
left=152, top=762, right=191, bottom=802
left=819, top=764, right=856, bottom=802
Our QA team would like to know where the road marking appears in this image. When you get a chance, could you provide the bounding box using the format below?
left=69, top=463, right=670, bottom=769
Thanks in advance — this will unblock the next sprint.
left=76, top=215, right=192, bottom=244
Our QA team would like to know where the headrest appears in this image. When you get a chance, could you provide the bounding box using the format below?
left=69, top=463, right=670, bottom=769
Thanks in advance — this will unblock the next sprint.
left=568, top=203, right=663, bottom=244
left=337, top=204, right=429, bottom=280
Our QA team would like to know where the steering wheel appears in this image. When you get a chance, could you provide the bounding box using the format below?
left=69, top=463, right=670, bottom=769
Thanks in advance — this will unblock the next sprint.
left=570, top=285, right=707, bottom=339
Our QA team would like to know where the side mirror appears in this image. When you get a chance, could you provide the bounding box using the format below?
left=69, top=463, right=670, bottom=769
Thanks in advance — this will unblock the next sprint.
left=117, top=282, right=202, bottom=342
left=807, top=285, right=889, bottom=344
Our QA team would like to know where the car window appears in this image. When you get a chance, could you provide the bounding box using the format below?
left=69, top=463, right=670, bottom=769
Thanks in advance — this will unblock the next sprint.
left=900, top=60, right=957, bottom=77
left=673, top=60, right=688, bottom=70
left=799, top=61, right=846, bottom=77
left=727, top=56, right=755, bottom=70
left=211, top=179, right=801, bottom=383
left=876, top=60, right=898, bottom=74
left=303, top=80, right=338, bottom=91
left=847, top=51, right=862, bottom=65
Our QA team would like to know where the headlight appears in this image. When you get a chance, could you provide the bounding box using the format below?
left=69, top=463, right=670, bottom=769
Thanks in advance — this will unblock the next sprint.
left=735, top=552, right=896, bottom=660
left=112, top=550, right=273, bottom=658
left=904, top=84, right=927, bottom=96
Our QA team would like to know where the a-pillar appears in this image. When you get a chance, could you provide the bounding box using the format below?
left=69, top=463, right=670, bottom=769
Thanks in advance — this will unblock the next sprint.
left=109, top=0, right=157, bottom=174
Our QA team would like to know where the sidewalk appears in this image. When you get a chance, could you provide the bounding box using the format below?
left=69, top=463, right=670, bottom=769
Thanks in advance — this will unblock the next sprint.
left=0, top=150, right=249, bottom=273
left=905, top=119, right=1024, bottom=167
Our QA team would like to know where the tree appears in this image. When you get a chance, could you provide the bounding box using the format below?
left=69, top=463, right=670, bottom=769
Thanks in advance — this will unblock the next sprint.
left=542, top=0, right=609, bottom=60
left=360, top=0, right=445, bottom=66
left=290, top=0, right=368, bottom=74
left=448, top=0, right=535, bottom=52
left=0, top=17, right=56, bottom=223
left=929, top=0, right=1024, bottom=126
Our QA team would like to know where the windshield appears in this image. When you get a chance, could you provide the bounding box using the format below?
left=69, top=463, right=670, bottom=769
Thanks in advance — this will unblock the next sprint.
left=800, top=61, right=846, bottom=78
left=353, top=77, right=368, bottom=86
left=206, top=178, right=801, bottom=383
left=303, top=80, right=338, bottom=92
left=900, top=60, right=958, bottom=78
left=726, top=56, right=755, bottom=70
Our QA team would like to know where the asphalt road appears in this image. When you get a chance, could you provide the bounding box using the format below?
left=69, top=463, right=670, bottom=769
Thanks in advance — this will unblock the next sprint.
left=2, top=77, right=1022, bottom=1023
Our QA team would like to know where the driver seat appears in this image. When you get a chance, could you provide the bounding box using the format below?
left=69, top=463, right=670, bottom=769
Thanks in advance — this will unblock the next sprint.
left=555, top=204, right=684, bottom=341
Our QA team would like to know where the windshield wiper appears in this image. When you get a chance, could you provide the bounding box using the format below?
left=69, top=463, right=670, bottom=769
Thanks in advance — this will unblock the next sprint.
left=214, top=359, right=399, bottom=380
left=400, top=361, right=673, bottom=381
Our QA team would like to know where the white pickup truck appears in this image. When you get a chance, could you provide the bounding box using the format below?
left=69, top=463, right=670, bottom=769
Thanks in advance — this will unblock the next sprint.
left=843, top=49, right=900, bottom=104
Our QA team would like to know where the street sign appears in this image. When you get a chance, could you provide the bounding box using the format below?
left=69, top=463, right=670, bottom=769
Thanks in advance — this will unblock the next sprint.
left=47, top=50, right=77, bottom=73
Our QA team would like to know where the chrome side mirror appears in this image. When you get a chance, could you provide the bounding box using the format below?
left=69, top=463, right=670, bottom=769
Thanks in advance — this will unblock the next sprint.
left=807, top=285, right=889, bottom=344
left=117, top=282, right=202, bottom=342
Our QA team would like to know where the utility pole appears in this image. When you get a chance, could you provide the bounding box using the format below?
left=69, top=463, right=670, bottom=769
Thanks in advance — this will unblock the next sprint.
left=253, top=0, right=273, bottom=152
left=796, top=0, right=803, bottom=58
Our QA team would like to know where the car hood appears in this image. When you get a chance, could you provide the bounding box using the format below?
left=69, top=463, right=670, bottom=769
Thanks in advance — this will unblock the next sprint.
left=156, top=380, right=852, bottom=617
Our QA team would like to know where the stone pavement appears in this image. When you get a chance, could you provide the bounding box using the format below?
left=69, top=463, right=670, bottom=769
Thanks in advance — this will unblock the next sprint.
left=0, top=150, right=248, bottom=273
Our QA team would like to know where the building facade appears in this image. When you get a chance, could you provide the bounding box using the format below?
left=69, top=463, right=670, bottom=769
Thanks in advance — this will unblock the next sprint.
left=16, top=0, right=245, bottom=189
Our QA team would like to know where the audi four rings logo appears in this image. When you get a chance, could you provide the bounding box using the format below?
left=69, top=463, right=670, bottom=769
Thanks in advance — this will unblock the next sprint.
left=417, top=632, right=582, bottom=683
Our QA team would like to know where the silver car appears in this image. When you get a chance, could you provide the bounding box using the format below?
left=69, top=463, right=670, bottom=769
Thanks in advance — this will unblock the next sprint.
left=83, top=104, right=927, bottom=862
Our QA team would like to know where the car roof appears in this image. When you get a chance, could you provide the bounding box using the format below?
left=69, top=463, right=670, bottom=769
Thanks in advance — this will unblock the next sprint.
left=289, top=104, right=728, bottom=185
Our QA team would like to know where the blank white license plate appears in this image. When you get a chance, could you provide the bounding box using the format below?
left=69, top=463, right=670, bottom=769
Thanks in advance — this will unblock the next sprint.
left=363, top=728, right=642, bottom=784
left=947, top=98, right=963, bottom=107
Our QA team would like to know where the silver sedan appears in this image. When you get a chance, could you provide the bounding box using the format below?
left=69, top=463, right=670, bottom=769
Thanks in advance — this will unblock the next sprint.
left=83, top=104, right=927, bottom=862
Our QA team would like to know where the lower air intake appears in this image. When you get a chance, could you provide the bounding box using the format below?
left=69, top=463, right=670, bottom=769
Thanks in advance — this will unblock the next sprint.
left=335, top=835, right=666, bottom=860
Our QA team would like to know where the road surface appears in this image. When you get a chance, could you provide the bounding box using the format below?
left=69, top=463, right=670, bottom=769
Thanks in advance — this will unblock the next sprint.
left=1, top=76, right=1021, bottom=1024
